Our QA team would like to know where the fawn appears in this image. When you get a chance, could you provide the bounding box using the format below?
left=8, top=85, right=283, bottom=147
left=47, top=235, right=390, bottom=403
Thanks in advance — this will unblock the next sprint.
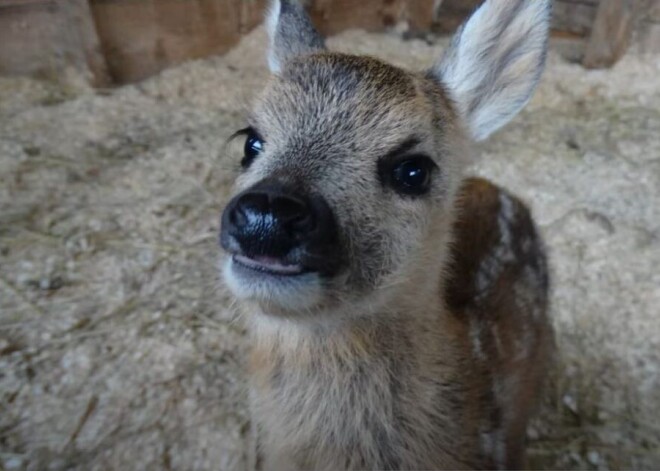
left=219, top=0, right=554, bottom=469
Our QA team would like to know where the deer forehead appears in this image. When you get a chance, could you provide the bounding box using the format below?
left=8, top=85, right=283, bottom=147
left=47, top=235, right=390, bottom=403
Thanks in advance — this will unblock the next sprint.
left=251, top=53, right=458, bottom=156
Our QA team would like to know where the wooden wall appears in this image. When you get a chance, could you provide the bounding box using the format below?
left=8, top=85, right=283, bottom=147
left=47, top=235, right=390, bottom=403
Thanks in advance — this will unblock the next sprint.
left=0, top=0, right=648, bottom=86
left=89, top=0, right=435, bottom=83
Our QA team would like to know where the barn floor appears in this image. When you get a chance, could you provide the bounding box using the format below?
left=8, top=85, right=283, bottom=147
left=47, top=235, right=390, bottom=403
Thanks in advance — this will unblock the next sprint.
left=1, top=27, right=659, bottom=471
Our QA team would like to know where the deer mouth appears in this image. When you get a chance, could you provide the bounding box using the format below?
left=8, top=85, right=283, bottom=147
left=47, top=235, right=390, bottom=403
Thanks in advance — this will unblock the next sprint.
left=233, top=254, right=307, bottom=277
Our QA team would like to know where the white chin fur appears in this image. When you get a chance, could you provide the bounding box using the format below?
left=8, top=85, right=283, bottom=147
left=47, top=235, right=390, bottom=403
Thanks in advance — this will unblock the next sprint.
left=222, top=257, right=323, bottom=312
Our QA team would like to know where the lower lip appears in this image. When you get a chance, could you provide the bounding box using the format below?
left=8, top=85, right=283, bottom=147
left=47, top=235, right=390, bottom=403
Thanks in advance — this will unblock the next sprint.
left=233, top=255, right=307, bottom=277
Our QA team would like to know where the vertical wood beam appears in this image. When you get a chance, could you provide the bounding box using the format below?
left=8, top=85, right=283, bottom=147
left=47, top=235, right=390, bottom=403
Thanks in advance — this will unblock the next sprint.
left=583, top=0, right=635, bottom=68
left=59, top=0, right=111, bottom=86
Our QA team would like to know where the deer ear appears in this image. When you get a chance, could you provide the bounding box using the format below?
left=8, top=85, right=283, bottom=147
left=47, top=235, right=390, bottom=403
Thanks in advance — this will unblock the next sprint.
left=266, top=0, right=326, bottom=73
left=431, top=0, right=551, bottom=141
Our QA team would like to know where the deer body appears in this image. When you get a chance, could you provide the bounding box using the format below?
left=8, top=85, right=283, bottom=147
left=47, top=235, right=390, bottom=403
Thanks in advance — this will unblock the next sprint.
left=219, top=1, right=554, bottom=469
left=248, top=179, right=552, bottom=470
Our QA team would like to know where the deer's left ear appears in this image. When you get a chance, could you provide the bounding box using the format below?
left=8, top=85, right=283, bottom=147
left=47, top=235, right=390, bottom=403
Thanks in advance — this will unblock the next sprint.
left=430, top=0, right=551, bottom=141
left=266, top=0, right=326, bottom=73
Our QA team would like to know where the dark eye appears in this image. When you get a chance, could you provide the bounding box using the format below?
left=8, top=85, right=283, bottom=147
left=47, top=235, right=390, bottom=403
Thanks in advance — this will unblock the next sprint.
left=390, top=157, right=434, bottom=195
left=241, top=129, right=264, bottom=168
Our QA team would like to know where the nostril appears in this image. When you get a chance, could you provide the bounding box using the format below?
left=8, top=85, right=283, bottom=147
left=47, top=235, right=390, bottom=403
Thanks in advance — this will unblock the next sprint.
left=229, top=204, right=247, bottom=228
left=239, top=193, right=270, bottom=214
left=272, top=196, right=317, bottom=237
left=271, top=195, right=311, bottom=225
left=291, top=213, right=315, bottom=233
left=232, top=193, right=270, bottom=228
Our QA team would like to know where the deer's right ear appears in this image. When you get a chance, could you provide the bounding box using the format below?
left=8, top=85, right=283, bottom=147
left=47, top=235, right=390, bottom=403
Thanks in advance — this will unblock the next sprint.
left=266, top=0, right=326, bottom=73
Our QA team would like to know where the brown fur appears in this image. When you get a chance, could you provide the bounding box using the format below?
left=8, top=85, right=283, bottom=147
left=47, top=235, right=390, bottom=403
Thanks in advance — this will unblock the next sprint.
left=220, top=2, right=554, bottom=469
left=446, top=178, right=554, bottom=469
left=243, top=177, right=552, bottom=470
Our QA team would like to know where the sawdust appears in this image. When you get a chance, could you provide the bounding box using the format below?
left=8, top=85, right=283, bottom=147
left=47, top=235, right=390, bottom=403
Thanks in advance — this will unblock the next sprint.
left=1, top=27, right=659, bottom=470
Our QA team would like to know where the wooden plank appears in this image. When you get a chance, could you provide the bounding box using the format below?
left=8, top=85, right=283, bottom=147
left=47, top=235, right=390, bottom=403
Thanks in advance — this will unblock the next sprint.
left=434, top=0, right=600, bottom=36
left=0, top=0, right=60, bottom=78
left=433, top=0, right=480, bottom=34
left=583, top=0, right=634, bottom=68
left=641, top=22, right=660, bottom=52
left=552, top=0, right=599, bottom=36
left=59, top=0, right=111, bottom=86
left=309, top=0, right=436, bottom=35
left=0, top=0, right=108, bottom=84
left=0, top=0, right=58, bottom=10
left=90, top=0, right=266, bottom=84
left=638, top=0, right=660, bottom=53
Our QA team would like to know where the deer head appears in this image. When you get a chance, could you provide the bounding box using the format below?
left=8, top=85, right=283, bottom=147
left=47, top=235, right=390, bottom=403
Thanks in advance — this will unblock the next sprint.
left=220, top=0, right=551, bottom=319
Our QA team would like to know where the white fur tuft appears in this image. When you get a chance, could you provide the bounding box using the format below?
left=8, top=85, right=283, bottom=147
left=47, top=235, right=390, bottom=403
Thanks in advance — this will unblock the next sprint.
left=266, top=0, right=282, bottom=72
left=264, top=0, right=325, bottom=73
left=434, top=0, right=551, bottom=141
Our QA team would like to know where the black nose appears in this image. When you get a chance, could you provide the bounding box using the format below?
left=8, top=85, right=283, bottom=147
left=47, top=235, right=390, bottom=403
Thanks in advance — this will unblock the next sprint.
left=220, top=179, right=338, bottom=266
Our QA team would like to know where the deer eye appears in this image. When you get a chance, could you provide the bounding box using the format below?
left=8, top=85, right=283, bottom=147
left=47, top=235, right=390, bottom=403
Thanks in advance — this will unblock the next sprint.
left=241, top=129, right=264, bottom=168
left=390, top=156, right=434, bottom=195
